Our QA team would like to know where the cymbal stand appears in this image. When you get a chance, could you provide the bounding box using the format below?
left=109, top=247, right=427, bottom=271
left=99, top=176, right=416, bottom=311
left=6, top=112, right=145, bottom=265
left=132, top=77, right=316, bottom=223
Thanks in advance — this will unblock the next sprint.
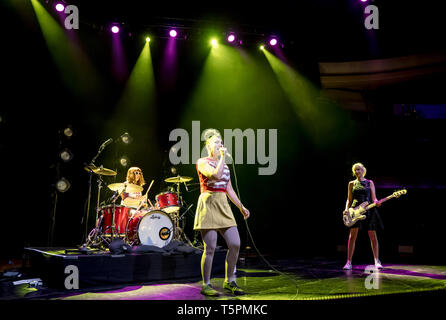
left=82, top=166, right=94, bottom=244
left=83, top=175, right=108, bottom=248
left=173, top=204, right=194, bottom=246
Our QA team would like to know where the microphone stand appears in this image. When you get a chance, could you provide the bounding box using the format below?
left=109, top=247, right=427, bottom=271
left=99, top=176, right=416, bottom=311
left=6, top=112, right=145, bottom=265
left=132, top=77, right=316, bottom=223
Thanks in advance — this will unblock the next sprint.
left=81, top=140, right=112, bottom=249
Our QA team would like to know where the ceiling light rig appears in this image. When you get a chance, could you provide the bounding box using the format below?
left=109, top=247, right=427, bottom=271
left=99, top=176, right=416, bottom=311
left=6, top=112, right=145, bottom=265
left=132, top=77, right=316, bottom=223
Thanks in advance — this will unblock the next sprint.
left=44, top=2, right=290, bottom=48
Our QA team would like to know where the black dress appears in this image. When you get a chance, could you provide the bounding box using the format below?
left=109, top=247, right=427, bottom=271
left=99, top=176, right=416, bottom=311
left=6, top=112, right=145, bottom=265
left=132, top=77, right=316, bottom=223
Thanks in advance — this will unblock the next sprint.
left=350, top=179, right=384, bottom=230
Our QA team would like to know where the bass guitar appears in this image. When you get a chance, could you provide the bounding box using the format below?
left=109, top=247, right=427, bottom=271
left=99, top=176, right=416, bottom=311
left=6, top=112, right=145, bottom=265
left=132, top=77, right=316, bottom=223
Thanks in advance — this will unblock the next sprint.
left=343, top=189, right=407, bottom=227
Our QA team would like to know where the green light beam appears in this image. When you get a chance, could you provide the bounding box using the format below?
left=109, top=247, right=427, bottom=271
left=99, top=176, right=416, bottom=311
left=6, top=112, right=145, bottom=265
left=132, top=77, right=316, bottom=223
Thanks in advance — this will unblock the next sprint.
left=101, top=41, right=158, bottom=176
left=181, top=44, right=296, bottom=131
left=30, top=0, right=101, bottom=99
left=262, top=48, right=354, bottom=149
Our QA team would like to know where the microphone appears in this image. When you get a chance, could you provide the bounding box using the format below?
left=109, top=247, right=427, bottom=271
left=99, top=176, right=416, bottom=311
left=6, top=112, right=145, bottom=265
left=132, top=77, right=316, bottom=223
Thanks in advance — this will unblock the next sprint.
left=111, top=191, right=120, bottom=203
left=100, top=138, right=113, bottom=148
left=221, top=145, right=232, bottom=158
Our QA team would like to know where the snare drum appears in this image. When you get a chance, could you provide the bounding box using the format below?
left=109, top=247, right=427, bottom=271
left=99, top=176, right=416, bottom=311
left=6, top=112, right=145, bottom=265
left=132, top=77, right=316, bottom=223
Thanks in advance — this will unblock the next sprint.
left=99, top=205, right=131, bottom=237
left=155, top=192, right=180, bottom=213
left=126, top=210, right=174, bottom=248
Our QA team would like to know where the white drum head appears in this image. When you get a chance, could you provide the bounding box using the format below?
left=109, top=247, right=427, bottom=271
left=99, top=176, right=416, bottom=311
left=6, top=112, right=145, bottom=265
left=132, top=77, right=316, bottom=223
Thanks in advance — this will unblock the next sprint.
left=137, top=210, right=173, bottom=248
left=162, top=206, right=180, bottom=214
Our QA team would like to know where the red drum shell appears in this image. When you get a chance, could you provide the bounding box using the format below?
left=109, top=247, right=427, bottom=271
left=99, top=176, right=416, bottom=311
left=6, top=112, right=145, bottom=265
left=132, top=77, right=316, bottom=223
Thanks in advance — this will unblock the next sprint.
left=155, top=192, right=180, bottom=213
left=100, top=205, right=130, bottom=236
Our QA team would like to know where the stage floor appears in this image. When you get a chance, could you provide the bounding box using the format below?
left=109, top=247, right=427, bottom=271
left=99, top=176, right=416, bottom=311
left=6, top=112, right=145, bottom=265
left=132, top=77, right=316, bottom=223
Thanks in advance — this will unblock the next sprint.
left=4, top=258, right=446, bottom=301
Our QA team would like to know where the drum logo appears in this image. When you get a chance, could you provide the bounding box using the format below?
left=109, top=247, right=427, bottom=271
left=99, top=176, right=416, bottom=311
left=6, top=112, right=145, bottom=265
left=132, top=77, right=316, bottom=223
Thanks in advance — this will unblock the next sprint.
left=150, top=215, right=161, bottom=219
left=159, top=227, right=171, bottom=240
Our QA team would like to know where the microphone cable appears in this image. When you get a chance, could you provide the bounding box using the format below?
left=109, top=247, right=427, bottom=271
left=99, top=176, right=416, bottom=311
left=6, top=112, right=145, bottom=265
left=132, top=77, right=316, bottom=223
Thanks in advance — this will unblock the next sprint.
left=228, top=156, right=299, bottom=300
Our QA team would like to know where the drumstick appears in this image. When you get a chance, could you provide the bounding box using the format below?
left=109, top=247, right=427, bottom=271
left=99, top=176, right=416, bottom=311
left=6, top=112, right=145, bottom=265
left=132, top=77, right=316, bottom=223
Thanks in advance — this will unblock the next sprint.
left=146, top=180, right=155, bottom=207
left=137, top=180, right=154, bottom=210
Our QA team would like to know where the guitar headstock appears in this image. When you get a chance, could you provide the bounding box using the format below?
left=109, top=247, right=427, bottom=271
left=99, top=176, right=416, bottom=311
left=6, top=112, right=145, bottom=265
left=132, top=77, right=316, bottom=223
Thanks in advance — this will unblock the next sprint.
left=392, top=189, right=407, bottom=198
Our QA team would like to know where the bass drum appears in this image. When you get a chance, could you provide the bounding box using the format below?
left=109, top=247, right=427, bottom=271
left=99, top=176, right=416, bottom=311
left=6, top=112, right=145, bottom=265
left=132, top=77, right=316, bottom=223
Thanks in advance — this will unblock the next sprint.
left=126, top=210, right=174, bottom=248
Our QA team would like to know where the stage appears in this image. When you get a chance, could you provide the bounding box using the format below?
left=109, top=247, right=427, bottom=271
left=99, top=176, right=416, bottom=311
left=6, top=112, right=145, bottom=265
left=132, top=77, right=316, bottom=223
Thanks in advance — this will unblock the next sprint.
left=2, top=255, right=445, bottom=301
left=15, top=244, right=224, bottom=290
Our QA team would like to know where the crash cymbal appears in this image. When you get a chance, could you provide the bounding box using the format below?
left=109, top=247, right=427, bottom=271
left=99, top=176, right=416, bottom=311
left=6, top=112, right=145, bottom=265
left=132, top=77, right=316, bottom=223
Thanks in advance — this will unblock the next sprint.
left=108, top=183, right=143, bottom=193
left=164, top=176, right=193, bottom=183
left=92, top=166, right=117, bottom=176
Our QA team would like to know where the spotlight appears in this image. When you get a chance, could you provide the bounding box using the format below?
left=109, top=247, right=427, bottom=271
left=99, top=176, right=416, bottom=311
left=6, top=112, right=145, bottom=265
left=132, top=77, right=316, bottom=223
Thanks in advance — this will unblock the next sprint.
left=169, top=29, right=177, bottom=38
left=55, top=3, right=65, bottom=12
left=56, top=178, right=71, bottom=193
left=269, top=38, right=278, bottom=46
left=63, top=127, right=73, bottom=137
left=211, top=39, right=218, bottom=47
left=111, top=26, right=120, bottom=34
left=259, top=45, right=265, bottom=50
left=120, top=132, right=132, bottom=144
left=119, top=156, right=129, bottom=167
left=59, top=148, right=73, bottom=162
left=146, top=37, right=151, bottom=42
left=227, top=33, right=236, bottom=43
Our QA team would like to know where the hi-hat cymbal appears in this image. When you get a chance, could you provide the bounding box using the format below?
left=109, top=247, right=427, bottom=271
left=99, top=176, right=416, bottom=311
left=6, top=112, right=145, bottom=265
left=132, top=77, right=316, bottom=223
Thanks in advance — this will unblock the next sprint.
left=108, top=183, right=143, bottom=193
left=164, top=176, right=193, bottom=183
left=84, top=164, right=98, bottom=172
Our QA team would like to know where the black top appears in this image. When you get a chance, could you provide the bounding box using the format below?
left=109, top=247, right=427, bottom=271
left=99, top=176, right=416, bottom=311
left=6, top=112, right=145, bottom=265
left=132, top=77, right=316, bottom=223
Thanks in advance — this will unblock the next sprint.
left=351, top=179, right=372, bottom=208
left=350, top=179, right=383, bottom=230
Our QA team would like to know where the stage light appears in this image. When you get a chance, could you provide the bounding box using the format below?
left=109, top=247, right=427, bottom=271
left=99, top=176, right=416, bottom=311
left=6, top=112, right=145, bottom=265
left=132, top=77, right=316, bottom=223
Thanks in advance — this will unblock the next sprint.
left=55, top=3, right=65, bottom=12
left=146, top=37, right=151, bottom=42
left=63, top=127, right=73, bottom=137
left=169, top=29, right=177, bottom=38
left=120, top=132, right=132, bottom=144
left=59, top=148, right=73, bottom=162
left=269, top=38, right=278, bottom=46
left=211, top=39, right=218, bottom=47
left=56, top=178, right=71, bottom=193
left=119, top=156, right=129, bottom=167
left=227, top=33, right=236, bottom=43
left=111, top=26, right=120, bottom=34
left=260, top=45, right=265, bottom=50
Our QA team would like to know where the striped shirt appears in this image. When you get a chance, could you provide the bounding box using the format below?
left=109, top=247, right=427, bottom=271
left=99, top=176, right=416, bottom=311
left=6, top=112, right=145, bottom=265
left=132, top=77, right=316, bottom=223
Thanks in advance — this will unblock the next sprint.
left=197, top=158, right=230, bottom=193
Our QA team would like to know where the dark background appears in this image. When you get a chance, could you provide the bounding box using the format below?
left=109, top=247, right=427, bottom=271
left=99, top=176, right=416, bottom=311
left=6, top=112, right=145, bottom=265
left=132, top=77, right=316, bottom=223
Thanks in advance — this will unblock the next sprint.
left=1, top=0, right=445, bottom=264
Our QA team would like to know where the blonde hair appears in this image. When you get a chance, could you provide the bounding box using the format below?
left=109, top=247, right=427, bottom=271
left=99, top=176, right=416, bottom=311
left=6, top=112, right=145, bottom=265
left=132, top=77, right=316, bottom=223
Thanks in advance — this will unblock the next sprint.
left=126, top=167, right=146, bottom=186
left=203, top=128, right=222, bottom=157
left=352, top=162, right=366, bottom=177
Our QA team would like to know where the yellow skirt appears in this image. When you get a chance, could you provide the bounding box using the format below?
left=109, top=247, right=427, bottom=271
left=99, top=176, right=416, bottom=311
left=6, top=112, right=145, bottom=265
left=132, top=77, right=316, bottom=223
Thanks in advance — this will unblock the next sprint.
left=193, top=192, right=237, bottom=230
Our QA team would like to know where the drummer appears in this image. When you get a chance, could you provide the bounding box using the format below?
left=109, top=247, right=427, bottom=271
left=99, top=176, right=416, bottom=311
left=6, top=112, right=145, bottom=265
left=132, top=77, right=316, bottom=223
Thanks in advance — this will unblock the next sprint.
left=120, top=167, right=149, bottom=209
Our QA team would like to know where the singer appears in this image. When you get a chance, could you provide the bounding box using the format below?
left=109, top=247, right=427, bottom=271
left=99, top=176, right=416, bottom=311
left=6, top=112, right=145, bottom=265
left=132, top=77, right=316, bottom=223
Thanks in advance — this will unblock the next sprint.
left=194, top=129, right=250, bottom=296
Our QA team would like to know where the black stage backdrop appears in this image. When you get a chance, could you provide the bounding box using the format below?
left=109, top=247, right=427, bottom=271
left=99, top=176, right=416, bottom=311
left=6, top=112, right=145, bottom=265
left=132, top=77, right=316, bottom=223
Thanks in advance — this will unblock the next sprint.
left=1, top=0, right=445, bottom=265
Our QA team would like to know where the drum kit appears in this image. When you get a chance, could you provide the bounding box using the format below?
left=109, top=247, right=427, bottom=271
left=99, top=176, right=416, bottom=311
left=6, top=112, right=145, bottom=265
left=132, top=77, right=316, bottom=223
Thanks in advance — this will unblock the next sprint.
left=81, top=164, right=194, bottom=251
